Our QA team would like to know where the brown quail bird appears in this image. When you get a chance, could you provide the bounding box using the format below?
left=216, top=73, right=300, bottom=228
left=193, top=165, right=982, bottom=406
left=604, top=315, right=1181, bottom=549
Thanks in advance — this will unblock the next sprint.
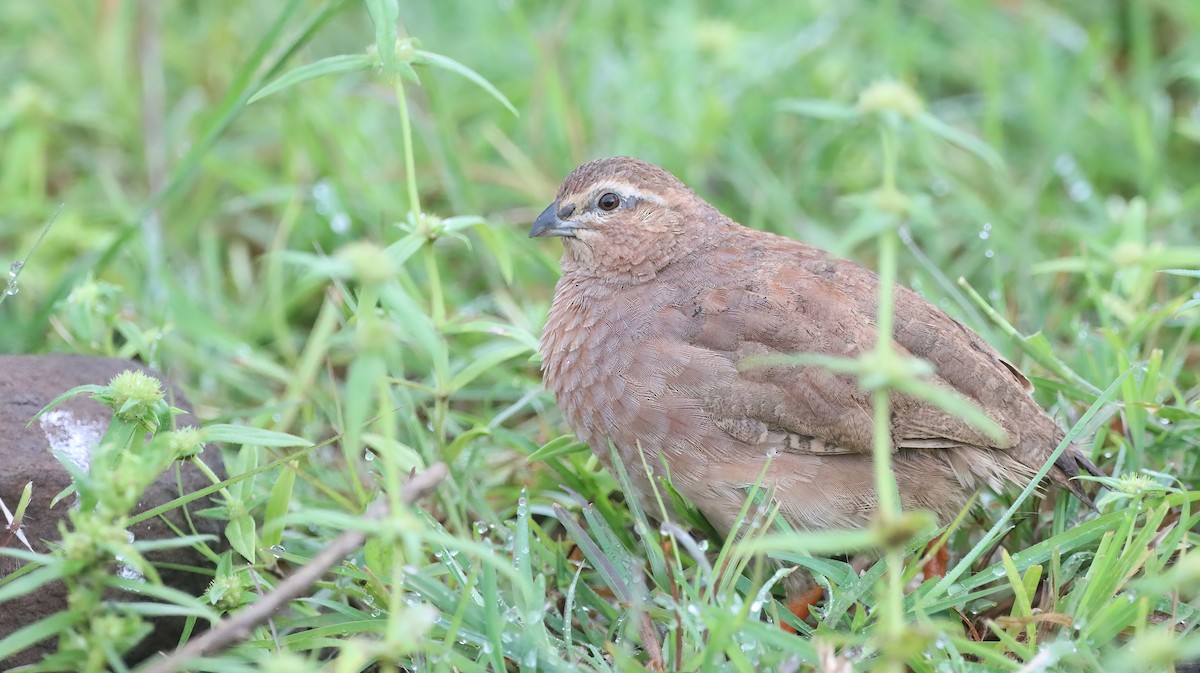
left=532, top=156, right=1100, bottom=616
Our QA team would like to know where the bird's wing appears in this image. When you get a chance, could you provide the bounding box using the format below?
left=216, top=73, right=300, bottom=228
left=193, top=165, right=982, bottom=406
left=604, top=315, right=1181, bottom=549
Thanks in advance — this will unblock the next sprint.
left=676, top=234, right=1031, bottom=456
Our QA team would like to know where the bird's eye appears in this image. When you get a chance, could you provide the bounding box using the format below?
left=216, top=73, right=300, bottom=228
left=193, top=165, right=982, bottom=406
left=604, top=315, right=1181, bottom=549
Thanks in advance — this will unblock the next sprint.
left=597, top=192, right=620, bottom=211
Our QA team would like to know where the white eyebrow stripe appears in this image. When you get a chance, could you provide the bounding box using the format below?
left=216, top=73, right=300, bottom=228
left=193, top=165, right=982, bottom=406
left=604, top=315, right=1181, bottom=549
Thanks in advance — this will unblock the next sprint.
left=587, top=181, right=667, bottom=206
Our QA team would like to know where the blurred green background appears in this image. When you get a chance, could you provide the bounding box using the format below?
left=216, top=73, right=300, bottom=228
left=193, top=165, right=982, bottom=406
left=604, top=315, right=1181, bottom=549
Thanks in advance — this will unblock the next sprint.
left=2, top=1, right=1200, bottom=671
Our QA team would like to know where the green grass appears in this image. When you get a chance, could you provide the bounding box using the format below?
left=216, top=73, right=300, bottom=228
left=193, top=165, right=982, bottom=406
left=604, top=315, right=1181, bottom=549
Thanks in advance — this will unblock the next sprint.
left=2, top=0, right=1200, bottom=671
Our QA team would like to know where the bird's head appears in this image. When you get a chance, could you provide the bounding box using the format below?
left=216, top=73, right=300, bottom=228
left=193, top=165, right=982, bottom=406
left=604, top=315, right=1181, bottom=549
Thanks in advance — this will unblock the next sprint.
left=530, top=157, right=716, bottom=282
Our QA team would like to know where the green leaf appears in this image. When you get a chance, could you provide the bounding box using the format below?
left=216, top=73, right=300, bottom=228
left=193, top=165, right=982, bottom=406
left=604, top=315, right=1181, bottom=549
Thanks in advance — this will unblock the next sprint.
left=365, top=0, right=400, bottom=76
left=27, top=383, right=107, bottom=427
left=526, top=435, right=588, bottom=462
left=915, top=112, right=1004, bottom=171
left=1159, top=268, right=1200, bottom=278
left=0, top=563, right=65, bottom=603
left=552, top=503, right=637, bottom=604
left=260, top=466, right=297, bottom=548
left=448, top=341, right=532, bottom=392
left=248, top=54, right=374, bottom=104
left=226, top=513, right=258, bottom=563
left=414, top=50, right=517, bottom=116
left=203, top=424, right=309, bottom=448
left=777, top=98, right=860, bottom=121
left=384, top=231, right=426, bottom=267
left=0, top=610, right=80, bottom=662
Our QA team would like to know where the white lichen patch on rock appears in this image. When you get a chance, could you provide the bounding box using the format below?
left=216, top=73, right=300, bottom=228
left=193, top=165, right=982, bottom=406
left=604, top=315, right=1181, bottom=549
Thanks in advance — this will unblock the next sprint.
left=37, top=408, right=103, bottom=472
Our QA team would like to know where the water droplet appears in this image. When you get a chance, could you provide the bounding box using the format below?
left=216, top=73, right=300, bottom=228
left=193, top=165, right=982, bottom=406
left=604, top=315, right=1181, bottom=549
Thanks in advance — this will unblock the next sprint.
left=1054, top=154, right=1078, bottom=176
left=330, top=212, right=350, bottom=234
left=984, top=249, right=994, bottom=258
left=1068, top=180, right=1093, bottom=202
left=474, top=521, right=490, bottom=536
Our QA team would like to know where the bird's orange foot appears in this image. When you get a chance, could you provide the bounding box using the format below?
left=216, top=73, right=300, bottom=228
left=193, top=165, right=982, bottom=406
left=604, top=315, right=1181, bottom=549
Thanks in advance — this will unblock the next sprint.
left=783, top=584, right=825, bottom=633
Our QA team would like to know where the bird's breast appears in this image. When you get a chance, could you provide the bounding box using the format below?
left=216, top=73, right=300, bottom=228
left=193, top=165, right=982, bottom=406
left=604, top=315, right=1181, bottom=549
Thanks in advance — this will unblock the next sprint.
left=539, top=277, right=733, bottom=466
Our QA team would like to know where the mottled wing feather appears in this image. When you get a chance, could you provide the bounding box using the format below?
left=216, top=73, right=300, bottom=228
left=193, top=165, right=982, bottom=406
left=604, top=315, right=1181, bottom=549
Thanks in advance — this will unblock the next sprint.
left=676, top=232, right=1030, bottom=456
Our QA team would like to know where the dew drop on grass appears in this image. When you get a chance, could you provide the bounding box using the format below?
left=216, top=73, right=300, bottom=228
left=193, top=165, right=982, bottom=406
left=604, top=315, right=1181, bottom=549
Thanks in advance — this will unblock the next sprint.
left=3, top=261, right=18, bottom=295
left=1054, top=154, right=1078, bottom=177
left=474, top=520, right=490, bottom=536
left=984, top=249, right=994, bottom=258
left=312, top=180, right=334, bottom=215
left=992, top=566, right=1005, bottom=577
left=330, top=212, right=350, bottom=234
left=979, top=223, right=991, bottom=240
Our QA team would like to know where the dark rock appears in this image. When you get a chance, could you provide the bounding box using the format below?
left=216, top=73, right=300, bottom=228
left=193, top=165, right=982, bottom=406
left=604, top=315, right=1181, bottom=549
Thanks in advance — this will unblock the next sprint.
left=0, top=355, right=224, bottom=669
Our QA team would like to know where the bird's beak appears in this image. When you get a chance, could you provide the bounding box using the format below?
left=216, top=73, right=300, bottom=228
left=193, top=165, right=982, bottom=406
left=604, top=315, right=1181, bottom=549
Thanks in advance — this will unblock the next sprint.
left=529, top=201, right=581, bottom=238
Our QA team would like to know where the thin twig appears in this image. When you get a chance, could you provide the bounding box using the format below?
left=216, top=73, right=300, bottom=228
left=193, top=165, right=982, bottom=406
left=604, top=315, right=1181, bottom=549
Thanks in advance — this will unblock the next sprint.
left=139, top=463, right=449, bottom=673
